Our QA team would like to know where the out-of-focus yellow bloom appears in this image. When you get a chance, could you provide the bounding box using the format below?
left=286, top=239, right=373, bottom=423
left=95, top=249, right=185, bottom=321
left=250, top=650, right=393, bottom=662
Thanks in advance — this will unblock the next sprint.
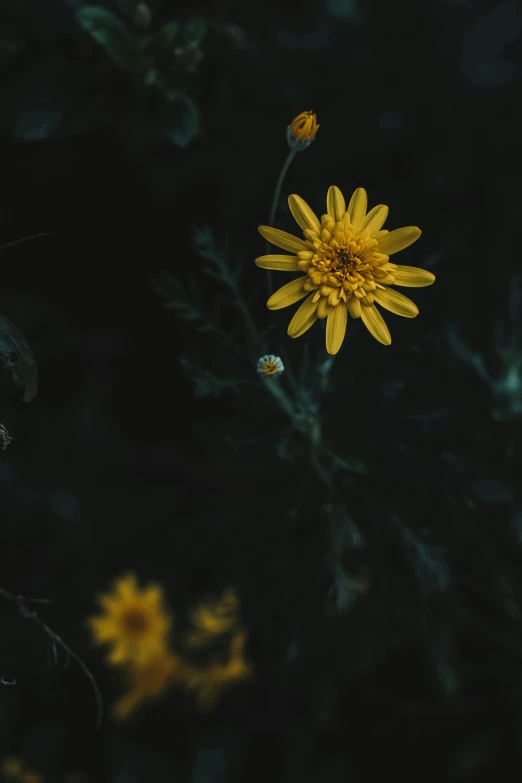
left=112, top=649, right=182, bottom=721
left=181, top=632, right=254, bottom=711
left=22, top=774, right=43, bottom=783
left=1, top=757, right=43, bottom=783
left=287, top=111, right=319, bottom=149
left=2, top=759, right=23, bottom=778
left=256, top=186, right=435, bottom=354
left=185, top=588, right=240, bottom=648
left=87, top=573, right=172, bottom=665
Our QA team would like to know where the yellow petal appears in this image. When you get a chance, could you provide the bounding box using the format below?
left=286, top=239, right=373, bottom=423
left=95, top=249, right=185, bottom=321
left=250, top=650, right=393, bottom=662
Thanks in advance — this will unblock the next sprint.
left=360, top=305, right=391, bottom=345
left=287, top=293, right=318, bottom=338
left=359, top=204, right=389, bottom=236
left=373, top=229, right=389, bottom=239
left=255, top=254, right=299, bottom=270
left=393, top=265, right=435, bottom=287
left=326, top=304, right=348, bottom=355
left=373, top=286, right=418, bottom=318
left=267, top=277, right=308, bottom=310
left=347, top=296, right=361, bottom=318
left=347, top=188, right=367, bottom=232
left=258, top=225, right=310, bottom=253
left=288, top=194, right=321, bottom=234
left=377, top=227, right=421, bottom=255
left=317, top=297, right=333, bottom=319
left=326, top=186, right=346, bottom=222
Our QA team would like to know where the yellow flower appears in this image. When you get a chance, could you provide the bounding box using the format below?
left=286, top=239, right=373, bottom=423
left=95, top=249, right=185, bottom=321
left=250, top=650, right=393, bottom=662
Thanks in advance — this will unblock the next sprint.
left=287, top=111, right=319, bottom=149
left=87, top=573, right=172, bottom=665
left=256, top=186, right=435, bottom=354
left=185, top=588, right=240, bottom=648
left=181, top=632, right=254, bottom=711
left=111, top=649, right=182, bottom=721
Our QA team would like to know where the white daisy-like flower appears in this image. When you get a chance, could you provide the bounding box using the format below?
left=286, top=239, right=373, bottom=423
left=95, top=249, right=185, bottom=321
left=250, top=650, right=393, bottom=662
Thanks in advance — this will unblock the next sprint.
left=257, top=355, right=285, bottom=378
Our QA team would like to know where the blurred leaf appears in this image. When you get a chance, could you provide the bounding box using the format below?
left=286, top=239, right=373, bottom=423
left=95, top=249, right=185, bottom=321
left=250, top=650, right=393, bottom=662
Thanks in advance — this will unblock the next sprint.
left=151, top=272, right=214, bottom=333
left=145, top=70, right=181, bottom=103
left=76, top=6, right=143, bottom=74
left=0, top=25, right=25, bottom=70
left=180, top=358, right=240, bottom=399
left=144, top=21, right=180, bottom=58
left=162, top=93, right=199, bottom=147
left=461, top=0, right=520, bottom=87
left=5, top=60, right=102, bottom=140
left=182, top=18, right=207, bottom=47
left=0, top=314, right=38, bottom=402
left=326, top=0, right=358, bottom=19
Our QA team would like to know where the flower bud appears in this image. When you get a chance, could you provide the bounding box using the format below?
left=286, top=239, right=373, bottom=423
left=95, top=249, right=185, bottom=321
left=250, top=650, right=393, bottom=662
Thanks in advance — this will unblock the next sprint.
left=287, top=110, right=319, bottom=151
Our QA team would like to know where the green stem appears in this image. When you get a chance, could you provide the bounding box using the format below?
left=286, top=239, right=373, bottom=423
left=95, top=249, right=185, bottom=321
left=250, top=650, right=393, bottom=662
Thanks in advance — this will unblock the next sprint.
left=265, top=148, right=298, bottom=296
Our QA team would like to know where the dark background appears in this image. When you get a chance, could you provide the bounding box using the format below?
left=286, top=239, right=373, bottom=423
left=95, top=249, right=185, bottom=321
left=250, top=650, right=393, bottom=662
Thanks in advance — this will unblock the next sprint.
left=1, top=0, right=522, bottom=780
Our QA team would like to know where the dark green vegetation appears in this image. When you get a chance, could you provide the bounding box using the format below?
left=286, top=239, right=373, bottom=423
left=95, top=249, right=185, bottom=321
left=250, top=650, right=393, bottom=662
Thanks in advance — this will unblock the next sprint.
left=1, top=0, right=521, bottom=780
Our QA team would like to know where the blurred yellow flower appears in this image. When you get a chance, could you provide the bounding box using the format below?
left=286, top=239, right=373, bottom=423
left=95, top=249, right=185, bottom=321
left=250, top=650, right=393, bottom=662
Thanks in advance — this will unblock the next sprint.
left=87, top=573, right=172, bottom=665
left=111, top=649, right=182, bottom=721
left=182, top=632, right=254, bottom=711
left=256, top=186, right=435, bottom=354
left=1, top=757, right=43, bottom=783
left=185, top=588, right=240, bottom=648
left=2, top=759, right=23, bottom=777
left=22, top=774, right=42, bottom=783
left=288, top=111, right=319, bottom=148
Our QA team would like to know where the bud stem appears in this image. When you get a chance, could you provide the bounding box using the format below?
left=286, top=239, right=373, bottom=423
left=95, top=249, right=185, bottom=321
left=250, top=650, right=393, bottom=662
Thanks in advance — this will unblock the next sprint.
left=265, top=147, right=298, bottom=295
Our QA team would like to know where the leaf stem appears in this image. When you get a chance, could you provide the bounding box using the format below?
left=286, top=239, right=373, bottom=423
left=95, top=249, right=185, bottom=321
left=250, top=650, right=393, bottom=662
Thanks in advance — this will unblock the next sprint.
left=0, top=586, right=103, bottom=729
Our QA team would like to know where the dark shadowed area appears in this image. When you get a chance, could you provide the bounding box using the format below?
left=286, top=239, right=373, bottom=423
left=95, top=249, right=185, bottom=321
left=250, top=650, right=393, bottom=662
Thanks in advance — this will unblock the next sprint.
left=1, top=0, right=522, bottom=781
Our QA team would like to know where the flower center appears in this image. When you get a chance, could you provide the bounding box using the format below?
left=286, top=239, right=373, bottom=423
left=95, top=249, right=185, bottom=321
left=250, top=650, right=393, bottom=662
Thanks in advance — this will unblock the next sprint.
left=297, top=218, right=395, bottom=318
left=123, top=610, right=149, bottom=634
left=330, top=247, right=361, bottom=277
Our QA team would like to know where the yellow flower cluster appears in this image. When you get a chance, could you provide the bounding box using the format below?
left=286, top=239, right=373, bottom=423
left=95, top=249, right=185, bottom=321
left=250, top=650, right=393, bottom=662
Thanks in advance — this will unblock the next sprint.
left=87, top=572, right=179, bottom=720
left=87, top=575, right=253, bottom=719
left=181, top=589, right=254, bottom=711
left=181, top=631, right=253, bottom=712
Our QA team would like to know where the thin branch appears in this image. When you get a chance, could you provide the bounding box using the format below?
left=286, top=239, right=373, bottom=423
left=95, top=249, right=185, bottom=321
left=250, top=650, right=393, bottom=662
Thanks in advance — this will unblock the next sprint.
left=0, top=233, right=53, bottom=254
left=0, top=586, right=103, bottom=729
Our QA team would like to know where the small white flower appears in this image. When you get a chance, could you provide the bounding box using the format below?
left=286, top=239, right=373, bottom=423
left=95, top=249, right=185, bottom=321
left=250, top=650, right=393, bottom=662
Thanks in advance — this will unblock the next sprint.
left=257, top=354, right=284, bottom=378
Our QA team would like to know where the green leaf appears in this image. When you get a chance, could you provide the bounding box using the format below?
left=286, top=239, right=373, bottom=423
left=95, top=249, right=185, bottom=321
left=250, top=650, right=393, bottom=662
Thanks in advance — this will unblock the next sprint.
left=182, top=18, right=207, bottom=46
left=144, top=21, right=180, bottom=58
left=0, top=313, right=38, bottom=402
left=148, top=72, right=182, bottom=103
left=162, top=94, right=199, bottom=147
left=76, top=6, right=142, bottom=74
left=151, top=272, right=213, bottom=332
left=6, top=60, right=101, bottom=140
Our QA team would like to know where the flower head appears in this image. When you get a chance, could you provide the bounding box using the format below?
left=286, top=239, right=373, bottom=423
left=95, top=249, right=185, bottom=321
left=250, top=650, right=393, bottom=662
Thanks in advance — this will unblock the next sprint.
left=255, top=186, right=435, bottom=354
left=185, top=588, right=240, bottom=648
left=257, top=354, right=284, bottom=378
left=111, top=649, right=182, bottom=721
left=181, top=631, right=254, bottom=712
left=287, top=111, right=319, bottom=150
left=87, top=573, right=172, bottom=665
